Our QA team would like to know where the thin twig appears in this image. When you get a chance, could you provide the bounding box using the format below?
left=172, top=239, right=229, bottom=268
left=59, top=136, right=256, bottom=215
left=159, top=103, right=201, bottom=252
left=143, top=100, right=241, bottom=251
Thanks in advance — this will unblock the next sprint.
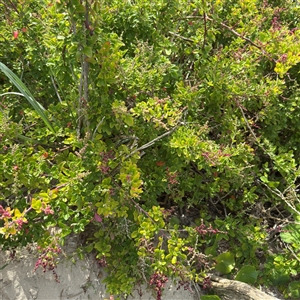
left=261, top=182, right=300, bottom=217
left=109, top=120, right=184, bottom=177
left=130, top=198, right=156, bottom=225
left=168, top=31, right=194, bottom=43
left=91, top=117, right=105, bottom=140
left=173, top=16, right=204, bottom=21
left=285, top=244, right=300, bottom=263
left=77, top=54, right=84, bottom=138
left=0, top=92, right=24, bottom=97
left=192, top=280, right=202, bottom=300
left=4, top=0, right=19, bottom=14
left=202, top=0, right=207, bottom=49
left=237, top=104, right=269, bottom=154
left=50, top=76, right=62, bottom=103
left=124, top=123, right=181, bottom=160
left=206, top=15, right=276, bottom=62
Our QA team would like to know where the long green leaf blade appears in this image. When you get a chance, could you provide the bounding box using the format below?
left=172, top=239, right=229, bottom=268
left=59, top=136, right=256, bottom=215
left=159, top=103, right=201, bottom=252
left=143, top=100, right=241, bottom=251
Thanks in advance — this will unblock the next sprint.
left=0, top=62, right=55, bottom=133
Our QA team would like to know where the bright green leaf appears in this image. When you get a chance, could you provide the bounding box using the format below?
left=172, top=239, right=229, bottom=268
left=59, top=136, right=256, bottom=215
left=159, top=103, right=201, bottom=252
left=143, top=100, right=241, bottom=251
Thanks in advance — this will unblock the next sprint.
left=215, top=252, right=235, bottom=274
left=31, top=198, right=42, bottom=212
left=235, top=265, right=258, bottom=284
left=83, top=46, right=93, bottom=57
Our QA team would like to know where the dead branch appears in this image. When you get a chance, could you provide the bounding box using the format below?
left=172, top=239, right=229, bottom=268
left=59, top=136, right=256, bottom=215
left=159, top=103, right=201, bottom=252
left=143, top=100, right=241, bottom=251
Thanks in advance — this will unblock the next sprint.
left=210, top=275, right=281, bottom=300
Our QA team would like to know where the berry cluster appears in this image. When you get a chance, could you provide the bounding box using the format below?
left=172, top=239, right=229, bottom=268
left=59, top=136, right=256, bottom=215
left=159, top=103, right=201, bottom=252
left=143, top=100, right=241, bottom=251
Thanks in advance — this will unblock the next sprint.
left=271, top=16, right=281, bottom=31
left=149, top=272, right=168, bottom=300
left=96, top=256, right=108, bottom=267
left=100, top=150, right=115, bottom=162
left=0, top=205, right=12, bottom=218
left=166, top=168, right=179, bottom=186
left=176, top=280, right=192, bottom=292
left=33, top=245, right=61, bottom=283
left=99, top=150, right=115, bottom=174
left=41, top=204, right=54, bottom=215
left=195, top=221, right=226, bottom=237
left=202, top=276, right=212, bottom=290
left=185, top=246, right=210, bottom=270
left=0, top=205, right=28, bottom=233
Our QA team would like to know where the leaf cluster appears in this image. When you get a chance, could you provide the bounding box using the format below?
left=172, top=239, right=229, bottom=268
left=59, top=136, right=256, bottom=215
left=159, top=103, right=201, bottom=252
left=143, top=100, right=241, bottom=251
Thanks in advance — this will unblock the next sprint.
left=1, top=0, right=300, bottom=299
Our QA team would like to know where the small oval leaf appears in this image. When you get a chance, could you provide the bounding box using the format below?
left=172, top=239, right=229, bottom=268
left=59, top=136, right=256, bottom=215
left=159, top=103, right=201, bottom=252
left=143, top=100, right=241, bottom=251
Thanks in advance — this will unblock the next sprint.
left=235, top=265, right=258, bottom=284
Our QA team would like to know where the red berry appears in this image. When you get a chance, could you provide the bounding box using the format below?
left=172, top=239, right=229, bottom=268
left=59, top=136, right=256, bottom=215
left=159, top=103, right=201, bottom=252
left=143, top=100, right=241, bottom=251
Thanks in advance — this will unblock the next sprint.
left=13, top=31, right=18, bottom=39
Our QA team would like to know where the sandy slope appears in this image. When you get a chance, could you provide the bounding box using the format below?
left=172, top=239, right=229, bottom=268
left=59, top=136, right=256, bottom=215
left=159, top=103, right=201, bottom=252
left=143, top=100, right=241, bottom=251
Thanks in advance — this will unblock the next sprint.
left=0, top=249, right=198, bottom=300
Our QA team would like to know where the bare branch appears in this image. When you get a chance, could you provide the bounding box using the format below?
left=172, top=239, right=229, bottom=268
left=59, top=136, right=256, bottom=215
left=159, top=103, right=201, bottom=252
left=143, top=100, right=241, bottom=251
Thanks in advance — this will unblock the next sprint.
left=2, top=0, right=19, bottom=14
left=260, top=182, right=300, bottom=217
left=124, top=123, right=181, bottom=160
left=109, top=116, right=186, bottom=178
left=206, top=15, right=276, bottom=62
left=285, top=244, right=300, bottom=263
left=168, top=31, right=194, bottom=43
left=50, top=76, right=62, bottom=103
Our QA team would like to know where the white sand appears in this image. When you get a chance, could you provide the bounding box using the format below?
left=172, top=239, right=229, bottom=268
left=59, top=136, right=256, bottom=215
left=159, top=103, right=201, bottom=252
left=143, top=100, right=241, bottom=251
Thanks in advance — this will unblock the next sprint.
left=0, top=249, right=199, bottom=300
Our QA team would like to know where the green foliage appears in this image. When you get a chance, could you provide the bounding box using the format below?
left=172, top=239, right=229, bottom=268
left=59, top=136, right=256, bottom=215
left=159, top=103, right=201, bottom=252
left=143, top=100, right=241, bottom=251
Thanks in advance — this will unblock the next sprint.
left=214, top=252, right=235, bottom=275
left=235, top=265, right=258, bottom=285
left=287, top=281, right=300, bottom=299
left=0, top=62, right=55, bottom=133
left=1, top=0, right=300, bottom=298
left=280, top=223, right=300, bottom=245
left=201, top=296, right=221, bottom=300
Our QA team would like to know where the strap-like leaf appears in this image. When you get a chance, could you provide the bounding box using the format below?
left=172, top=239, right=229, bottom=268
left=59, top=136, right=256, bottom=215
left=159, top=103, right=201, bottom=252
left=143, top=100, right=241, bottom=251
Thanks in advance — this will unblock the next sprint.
left=0, top=62, right=55, bottom=133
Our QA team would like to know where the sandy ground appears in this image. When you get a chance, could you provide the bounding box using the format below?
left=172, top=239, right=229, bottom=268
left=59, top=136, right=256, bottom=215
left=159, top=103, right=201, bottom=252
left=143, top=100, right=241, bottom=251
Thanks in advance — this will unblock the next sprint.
left=0, top=247, right=199, bottom=300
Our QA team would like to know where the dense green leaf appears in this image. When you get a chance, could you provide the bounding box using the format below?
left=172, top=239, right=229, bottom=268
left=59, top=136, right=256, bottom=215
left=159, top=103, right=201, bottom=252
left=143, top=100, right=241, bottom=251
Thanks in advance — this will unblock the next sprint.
left=287, top=281, right=300, bottom=299
left=215, top=252, right=235, bottom=274
left=1, top=0, right=300, bottom=297
left=235, top=265, right=258, bottom=284
left=280, top=224, right=300, bottom=244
